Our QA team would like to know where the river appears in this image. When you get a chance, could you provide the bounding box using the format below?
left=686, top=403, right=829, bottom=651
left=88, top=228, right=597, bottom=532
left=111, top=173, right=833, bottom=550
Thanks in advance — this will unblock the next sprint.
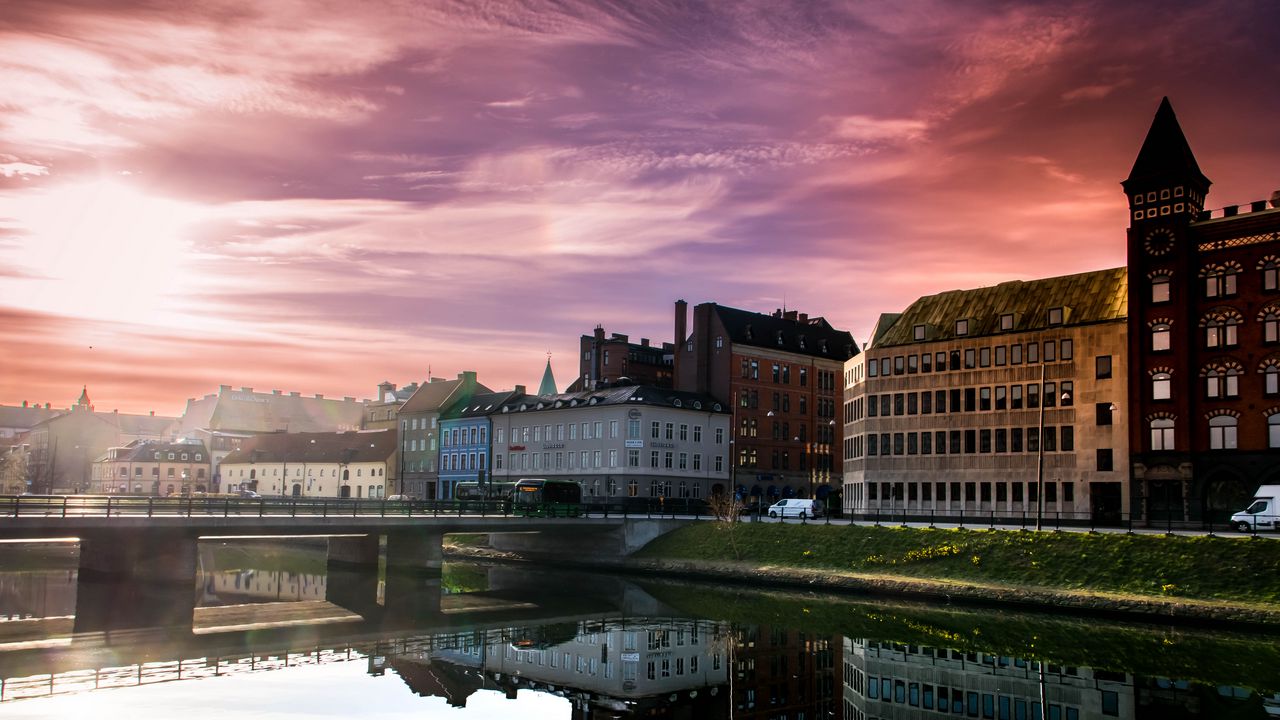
left=0, top=540, right=1275, bottom=719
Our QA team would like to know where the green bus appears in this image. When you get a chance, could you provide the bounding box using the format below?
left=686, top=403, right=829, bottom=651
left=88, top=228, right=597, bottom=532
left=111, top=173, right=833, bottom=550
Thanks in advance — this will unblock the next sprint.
left=454, top=481, right=514, bottom=512
left=511, top=478, right=583, bottom=517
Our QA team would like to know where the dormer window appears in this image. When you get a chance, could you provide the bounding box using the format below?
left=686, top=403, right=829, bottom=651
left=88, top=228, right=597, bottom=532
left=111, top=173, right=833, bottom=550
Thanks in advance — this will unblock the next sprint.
left=714, top=335, right=724, bottom=349
left=776, top=330, right=784, bottom=346
left=798, top=335, right=807, bottom=349
left=1048, top=307, right=1064, bottom=325
left=913, top=324, right=926, bottom=341
left=999, top=314, right=1014, bottom=331
left=955, top=319, right=969, bottom=336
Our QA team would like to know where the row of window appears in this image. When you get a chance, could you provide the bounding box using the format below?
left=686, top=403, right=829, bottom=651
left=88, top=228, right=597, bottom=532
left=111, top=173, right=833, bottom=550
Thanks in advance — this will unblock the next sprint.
left=228, top=466, right=384, bottom=478
left=115, top=466, right=207, bottom=478
left=1149, top=366, right=1280, bottom=401
left=850, top=426, right=1077, bottom=458
left=1146, top=311, right=1279, bottom=351
left=150, top=451, right=202, bottom=461
left=502, top=449, right=724, bottom=473
left=868, top=340, right=1077, bottom=379
left=734, top=447, right=834, bottom=471
left=859, top=674, right=1101, bottom=719
left=850, top=382, right=1077, bottom=423
left=860, top=479, right=1076, bottom=506
left=1147, top=263, right=1279, bottom=303
left=441, top=425, right=487, bottom=447
left=1147, top=415, right=1280, bottom=451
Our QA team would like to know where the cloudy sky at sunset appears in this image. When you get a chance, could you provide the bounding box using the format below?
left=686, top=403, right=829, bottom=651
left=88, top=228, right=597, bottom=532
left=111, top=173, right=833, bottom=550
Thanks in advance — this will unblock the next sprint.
left=2, top=0, right=1278, bottom=415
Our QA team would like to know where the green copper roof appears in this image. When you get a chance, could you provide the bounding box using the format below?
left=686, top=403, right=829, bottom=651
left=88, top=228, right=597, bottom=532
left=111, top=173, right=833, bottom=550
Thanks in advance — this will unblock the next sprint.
left=538, top=359, right=557, bottom=396
left=874, top=267, right=1127, bottom=348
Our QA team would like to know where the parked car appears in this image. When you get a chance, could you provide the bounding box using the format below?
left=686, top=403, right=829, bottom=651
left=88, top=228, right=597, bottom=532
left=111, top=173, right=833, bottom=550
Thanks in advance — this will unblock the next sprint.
left=237, top=490, right=260, bottom=499
left=1230, top=485, right=1280, bottom=532
left=387, top=494, right=416, bottom=502
left=767, top=498, right=821, bottom=519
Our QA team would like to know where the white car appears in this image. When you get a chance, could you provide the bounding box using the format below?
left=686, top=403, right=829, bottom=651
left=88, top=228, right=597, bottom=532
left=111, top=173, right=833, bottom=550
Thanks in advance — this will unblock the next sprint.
left=767, top=499, right=820, bottom=519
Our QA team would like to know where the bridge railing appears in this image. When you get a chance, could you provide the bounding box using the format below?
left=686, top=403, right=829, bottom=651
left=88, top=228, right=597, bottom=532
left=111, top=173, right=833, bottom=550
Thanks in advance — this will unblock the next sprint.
left=0, top=495, right=714, bottom=520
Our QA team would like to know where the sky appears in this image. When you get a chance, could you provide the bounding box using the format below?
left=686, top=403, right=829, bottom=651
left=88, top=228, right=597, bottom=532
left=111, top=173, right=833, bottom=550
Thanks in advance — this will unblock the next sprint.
left=2, top=0, right=1279, bottom=416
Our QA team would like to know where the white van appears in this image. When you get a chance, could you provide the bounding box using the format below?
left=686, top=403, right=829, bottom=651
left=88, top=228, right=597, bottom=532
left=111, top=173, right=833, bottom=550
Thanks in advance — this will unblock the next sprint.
left=767, top=498, right=821, bottom=519
left=1230, top=485, right=1280, bottom=532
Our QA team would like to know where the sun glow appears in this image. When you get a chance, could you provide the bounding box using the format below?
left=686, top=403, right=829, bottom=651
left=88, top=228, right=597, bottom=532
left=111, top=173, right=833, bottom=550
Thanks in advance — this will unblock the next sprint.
left=0, top=179, right=206, bottom=324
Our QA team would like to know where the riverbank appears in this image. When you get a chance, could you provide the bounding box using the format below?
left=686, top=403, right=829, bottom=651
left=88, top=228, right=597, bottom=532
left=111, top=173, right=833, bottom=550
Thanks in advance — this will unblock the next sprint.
left=446, top=523, right=1280, bottom=626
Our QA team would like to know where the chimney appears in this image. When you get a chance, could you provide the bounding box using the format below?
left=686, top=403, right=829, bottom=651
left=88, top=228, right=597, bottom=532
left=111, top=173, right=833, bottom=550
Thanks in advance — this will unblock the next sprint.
left=784, top=310, right=798, bottom=322
left=514, top=385, right=526, bottom=395
left=273, top=389, right=282, bottom=395
left=314, top=394, right=324, bottom=399
left=640, top=337, right=650, bottom=347
left=343, top=396, right=355, bottom=402
left=459, top=371, right=477, bottom=387
left=113, top=409, right=118, bottom=414
left=241, top=387, right=253, bottom=393
left=22, top=401, right=27, bottom=408
left=150, top=411, right=155, bottom=416
left=220, top=384, right=231, bottom=392
left=290, top=391, right=301, bottom=397
left=45, top=403, right=50, bottom=409
left=594, top=325, right=605, bottom=341
left=612, top=333, right=628, bottom=343
left=799, top=313, right=808, bottom=323
left=674, top=299, right=688, bottom=385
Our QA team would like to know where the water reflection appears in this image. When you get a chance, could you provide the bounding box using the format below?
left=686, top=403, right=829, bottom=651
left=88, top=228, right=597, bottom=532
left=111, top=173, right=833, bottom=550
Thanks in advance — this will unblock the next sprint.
left=0, top=542, right=1275, bottom=719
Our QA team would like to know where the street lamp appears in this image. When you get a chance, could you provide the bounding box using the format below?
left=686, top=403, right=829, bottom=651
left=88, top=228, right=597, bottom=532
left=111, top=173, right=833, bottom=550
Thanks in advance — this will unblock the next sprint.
left=1035, top=363, right=1072, bottom=531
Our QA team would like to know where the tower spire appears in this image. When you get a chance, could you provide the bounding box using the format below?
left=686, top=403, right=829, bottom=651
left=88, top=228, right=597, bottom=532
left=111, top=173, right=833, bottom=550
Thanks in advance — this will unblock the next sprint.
left=538, top=354, right=558, bottom=396
left=1124, top=97, right=1210, bottom=190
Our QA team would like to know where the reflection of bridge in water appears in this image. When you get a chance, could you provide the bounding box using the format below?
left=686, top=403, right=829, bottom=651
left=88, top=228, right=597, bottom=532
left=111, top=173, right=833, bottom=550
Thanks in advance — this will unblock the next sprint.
left=0, top=563, right=687, bottom=703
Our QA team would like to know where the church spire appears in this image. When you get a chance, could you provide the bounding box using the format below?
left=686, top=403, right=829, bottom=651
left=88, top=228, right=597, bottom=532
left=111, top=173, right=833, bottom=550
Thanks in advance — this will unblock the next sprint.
left=538, top=354, right=558, bottom=396
left=75, top=386, right=92, bottom=411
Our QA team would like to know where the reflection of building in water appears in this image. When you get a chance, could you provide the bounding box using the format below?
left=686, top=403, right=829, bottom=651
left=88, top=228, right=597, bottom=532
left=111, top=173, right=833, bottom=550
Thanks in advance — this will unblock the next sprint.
left=199, top=570, right=326, bottom=606
left=731, top=625, right=841, bottom=720
left=0, top=571, right=77, bottom=620
left=387, top=619, right=731, bottom=718
left=1135, top=677, right=1275, bottom=719
left=841, top=639, right=1135, bottom=720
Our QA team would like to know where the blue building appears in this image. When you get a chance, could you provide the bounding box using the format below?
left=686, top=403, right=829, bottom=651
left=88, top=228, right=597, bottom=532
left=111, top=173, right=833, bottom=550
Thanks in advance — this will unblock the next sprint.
left=436, top=388, right=524, bottom=499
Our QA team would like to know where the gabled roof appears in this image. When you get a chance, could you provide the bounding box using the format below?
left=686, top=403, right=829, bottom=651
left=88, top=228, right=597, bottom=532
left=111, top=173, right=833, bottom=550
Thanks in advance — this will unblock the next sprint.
left=707, top=304, right=858, bottom=361
left=220, top=430, right=395, bottom=465
left=873, top=267, right=1127, bottom=348
left=442, top=390, right=523, bottom=421
left=1125, top=97, right=1210, bottom=189
left=400, top=374, right=491, bottom=415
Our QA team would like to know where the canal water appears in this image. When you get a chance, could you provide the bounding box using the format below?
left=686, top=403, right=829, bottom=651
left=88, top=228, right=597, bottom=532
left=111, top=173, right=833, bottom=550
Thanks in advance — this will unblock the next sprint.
left=0, top=540, right=1276, bottom=719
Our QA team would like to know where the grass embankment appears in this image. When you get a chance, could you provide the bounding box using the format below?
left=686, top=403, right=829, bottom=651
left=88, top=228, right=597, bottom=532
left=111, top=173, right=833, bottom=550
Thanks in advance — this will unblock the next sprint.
left=636, top=579, right=1280, bottom=692
left=634, top=523, right=1280, bottom=608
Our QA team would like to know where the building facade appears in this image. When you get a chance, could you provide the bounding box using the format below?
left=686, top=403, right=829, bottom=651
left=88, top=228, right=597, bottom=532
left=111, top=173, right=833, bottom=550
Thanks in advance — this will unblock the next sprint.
left=489, top=384, right=730, bottom=502
left=843, top=269, right=1129, bottom=522
left=437, top=389, right=522, bottom=499
left=567, top=325, right=675, bottom=392
left=1123, top=98, right=1280, bottom=522
left=25, top=388, right=177, bottom=494
left=398, top=372, right=489, bottom=500
left=176, top=385, right=366, bottom=490
left=364, top=380, right=420, bottom=430
left=90, top=439, right=211, bottom=495
left=218, top=429, right=394, bottom=499
left=675, top=301, right=857, bottom=505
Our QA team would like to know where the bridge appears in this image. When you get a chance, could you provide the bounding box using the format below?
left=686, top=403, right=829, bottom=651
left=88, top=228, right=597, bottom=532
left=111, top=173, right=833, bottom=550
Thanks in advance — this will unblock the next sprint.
left=0, top=495, right=692, bottom=632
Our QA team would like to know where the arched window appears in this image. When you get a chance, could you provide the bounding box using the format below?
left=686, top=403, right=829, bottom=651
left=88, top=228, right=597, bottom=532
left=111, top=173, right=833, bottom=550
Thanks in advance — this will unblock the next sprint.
left=1205, top=366, right=1242, bottom=398
left=1152, top=323, right=1171, bottom=352
left=1262, top=257, right=1279, bottom=291
left=1270, top=414, right=1280, bottom=449
left=1204, top=264, right=1239, bottom=298
left=1150, top=419, right=1175, bottom=450
left=1261, top=307, right=1280, bottom=343
left=1204, top=316, right=1240, bottom=348
left=1152, top=372, right=1172, bottom=400
left=1266, top=364, right=1280, bottom=395
left=1209, top=416, right=1238, bottom=450
left=1151, top=274, right=1171, bottom=303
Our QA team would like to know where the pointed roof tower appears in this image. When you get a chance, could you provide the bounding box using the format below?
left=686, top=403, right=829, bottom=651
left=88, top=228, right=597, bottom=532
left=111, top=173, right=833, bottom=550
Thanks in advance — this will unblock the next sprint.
left=1123, top=97, right=1210, bottom=195
left=538, top=356, right=558, bottom=396
left=75, top=386, right=92, bottom=410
